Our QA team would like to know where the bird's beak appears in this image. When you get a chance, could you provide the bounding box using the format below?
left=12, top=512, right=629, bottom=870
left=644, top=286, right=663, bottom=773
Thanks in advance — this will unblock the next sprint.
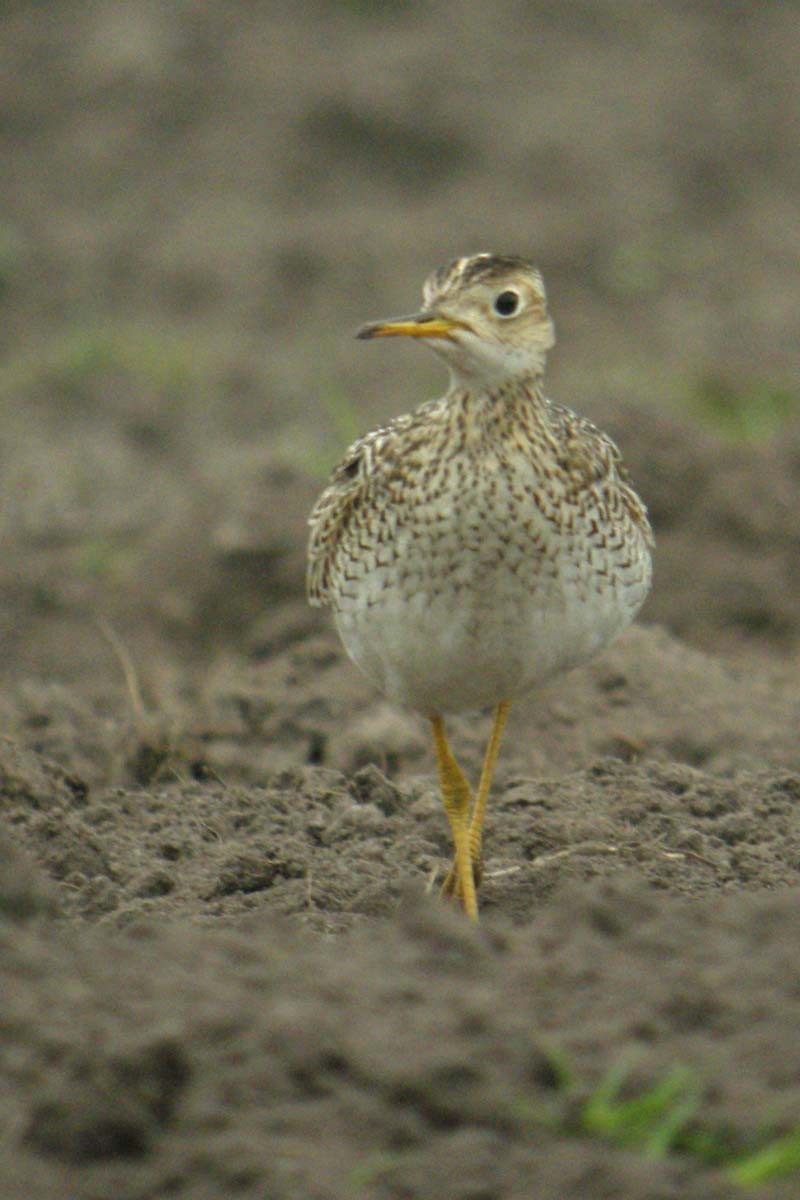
left=357, top=311, right=466, bottom=341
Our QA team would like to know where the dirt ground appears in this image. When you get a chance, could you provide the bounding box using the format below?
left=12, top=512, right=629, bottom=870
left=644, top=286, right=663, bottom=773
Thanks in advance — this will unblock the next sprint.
left=2, top=3, right=800, bottom=1198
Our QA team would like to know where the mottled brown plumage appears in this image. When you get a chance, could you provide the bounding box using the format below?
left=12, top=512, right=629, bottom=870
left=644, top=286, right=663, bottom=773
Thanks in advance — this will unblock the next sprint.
left=307, top=253, right=653, bottom=918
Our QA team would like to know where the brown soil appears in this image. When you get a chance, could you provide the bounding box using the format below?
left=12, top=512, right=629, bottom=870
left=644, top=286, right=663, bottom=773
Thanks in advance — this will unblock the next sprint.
left=1, top=4, right=800, bottom=1198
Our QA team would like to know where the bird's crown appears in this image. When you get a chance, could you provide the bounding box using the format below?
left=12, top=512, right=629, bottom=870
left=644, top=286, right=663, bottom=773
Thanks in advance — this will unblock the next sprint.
left=422, top=252, right=545, bottom=306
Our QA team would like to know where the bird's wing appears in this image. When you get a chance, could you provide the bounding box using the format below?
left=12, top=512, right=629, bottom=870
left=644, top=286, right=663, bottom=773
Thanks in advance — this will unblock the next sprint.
left=546, top=402, right=654, bottom=547
left=306, top=410, right=420, bottom=606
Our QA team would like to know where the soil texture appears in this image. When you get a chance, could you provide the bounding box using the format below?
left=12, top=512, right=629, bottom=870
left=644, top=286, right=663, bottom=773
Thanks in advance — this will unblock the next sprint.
left=1, top=4, right=800, bottom=1198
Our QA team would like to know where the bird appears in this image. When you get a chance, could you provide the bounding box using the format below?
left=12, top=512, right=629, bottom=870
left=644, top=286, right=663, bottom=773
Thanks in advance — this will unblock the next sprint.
left=307, top=252, right=653, bottom=920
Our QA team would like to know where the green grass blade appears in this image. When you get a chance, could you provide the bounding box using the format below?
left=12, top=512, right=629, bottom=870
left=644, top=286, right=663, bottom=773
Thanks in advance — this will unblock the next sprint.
left=729, top=1128, right=800, bottom=1186
left=582, top=1062, right=700, bottom=1157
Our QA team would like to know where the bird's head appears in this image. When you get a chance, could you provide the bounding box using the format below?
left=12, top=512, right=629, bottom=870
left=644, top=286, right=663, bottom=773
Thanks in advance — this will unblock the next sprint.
left=357, top=252, right=555, bottom=388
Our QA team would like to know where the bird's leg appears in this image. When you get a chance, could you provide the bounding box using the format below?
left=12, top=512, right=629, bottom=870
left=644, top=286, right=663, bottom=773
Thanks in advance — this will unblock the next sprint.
left=467, top=699, right=511, bottom=875
left=430, top=715, right=479, bottom=920
left=440, top=700, right=512, bottom=903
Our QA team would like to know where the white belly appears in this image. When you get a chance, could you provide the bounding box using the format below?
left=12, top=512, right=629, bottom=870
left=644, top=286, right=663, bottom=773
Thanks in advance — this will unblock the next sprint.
left=333, top=516, right=651, bottom=715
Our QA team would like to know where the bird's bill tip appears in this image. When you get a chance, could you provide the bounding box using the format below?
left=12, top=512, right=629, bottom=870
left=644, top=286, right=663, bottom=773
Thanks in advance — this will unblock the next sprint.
left=356, top=313, right=461, bottom=341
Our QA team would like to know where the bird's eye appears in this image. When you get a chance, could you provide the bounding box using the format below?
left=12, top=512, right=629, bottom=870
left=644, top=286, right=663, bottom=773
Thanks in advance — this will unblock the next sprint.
left=493, top=290, right=520, bottom=317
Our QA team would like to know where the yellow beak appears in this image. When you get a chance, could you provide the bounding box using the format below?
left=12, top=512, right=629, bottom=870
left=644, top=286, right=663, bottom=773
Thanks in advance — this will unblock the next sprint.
left=356, top=312, right=466, bottom=341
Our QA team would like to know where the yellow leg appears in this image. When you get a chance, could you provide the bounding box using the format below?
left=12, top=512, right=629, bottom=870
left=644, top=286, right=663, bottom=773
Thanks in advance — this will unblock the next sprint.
left=430, top=715, right=478, bottom=921
left=467, top=700, right=512, bottom=871
left=441, top=700, right=512, bottom=903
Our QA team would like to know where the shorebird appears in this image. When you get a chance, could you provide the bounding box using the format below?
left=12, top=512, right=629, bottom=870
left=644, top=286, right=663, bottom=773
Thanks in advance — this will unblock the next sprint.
left=307, top=253, right=653, bottom=919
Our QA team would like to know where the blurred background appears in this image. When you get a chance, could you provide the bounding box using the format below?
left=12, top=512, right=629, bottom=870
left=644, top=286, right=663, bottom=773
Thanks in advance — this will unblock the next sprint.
left=0, top=0, right=798, bottom=690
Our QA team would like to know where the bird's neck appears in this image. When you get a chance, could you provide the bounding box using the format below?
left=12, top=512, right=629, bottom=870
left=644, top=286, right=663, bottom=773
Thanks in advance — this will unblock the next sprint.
left=447, top=371, right=548, bottom=417
left=442, top=373, right=551, bottom=448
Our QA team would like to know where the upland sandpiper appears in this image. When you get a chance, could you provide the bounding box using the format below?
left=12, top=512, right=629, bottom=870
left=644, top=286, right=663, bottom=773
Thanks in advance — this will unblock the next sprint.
left=307, top=253, right=653, bottom=919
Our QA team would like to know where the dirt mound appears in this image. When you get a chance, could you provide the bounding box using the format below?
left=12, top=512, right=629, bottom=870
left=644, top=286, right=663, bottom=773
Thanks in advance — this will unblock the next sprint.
left=3, top=866, right=800, bottom=1199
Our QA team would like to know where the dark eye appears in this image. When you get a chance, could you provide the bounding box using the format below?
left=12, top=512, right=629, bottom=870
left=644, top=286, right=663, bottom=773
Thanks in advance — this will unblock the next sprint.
left=493, top=290, right=520, bottom=317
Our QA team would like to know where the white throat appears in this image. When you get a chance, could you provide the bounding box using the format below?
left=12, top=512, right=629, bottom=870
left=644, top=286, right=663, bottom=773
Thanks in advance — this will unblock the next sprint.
left=436, top=338, right=549, bottom=392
